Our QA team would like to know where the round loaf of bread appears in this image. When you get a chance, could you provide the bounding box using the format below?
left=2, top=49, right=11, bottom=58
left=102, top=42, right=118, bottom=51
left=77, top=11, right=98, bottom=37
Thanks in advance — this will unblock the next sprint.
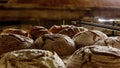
left=35, top=34, right=76, bottom=56
left=0, top=49, right=66, bottom=68
left=49, top=25, right=73, bottom=34
left=95, top=37, right=120, bottom=49
left=1, top=28, right=28, bottom=37
left=28, top=26, right=51, bottom=40
left=58, top=27, right=88, bottom=38
left=72, top=30, right=108, bottom=48
left=0, top=34, right=33, bottom=55
left=67, top=45, right=120, bottom=68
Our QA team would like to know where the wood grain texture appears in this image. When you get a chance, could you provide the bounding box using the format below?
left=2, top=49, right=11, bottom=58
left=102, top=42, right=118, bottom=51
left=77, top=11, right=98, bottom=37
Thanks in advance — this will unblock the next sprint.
left=0, top=0, right=120, bottom=20
left=7, top=0, right=120, bottom=8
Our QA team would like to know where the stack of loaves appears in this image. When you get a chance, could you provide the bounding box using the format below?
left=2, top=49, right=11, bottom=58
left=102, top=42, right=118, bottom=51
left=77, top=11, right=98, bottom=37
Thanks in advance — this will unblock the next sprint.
left=0, top=27, right=66, bottom=68
left=0, top=25, right=118, bottom=68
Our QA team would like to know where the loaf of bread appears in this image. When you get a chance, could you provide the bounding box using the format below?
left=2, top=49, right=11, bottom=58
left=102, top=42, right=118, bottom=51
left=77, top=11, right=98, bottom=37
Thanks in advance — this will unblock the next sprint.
left=58, top=27, right=88, bottom=38
left=67, top=45, right=120, bottom=68
left=49, top=25, right=73, bottom=34
left=35, top=34, right=76, bottom=56
left=0, top=49, right=66, bottom=68
left=28, top=26, right=51, bottom=40
left=1, top=28, right=28, bottom=37
left=95, top=36, right=120, bottom=49
left=72, top=30, right=108, bottom=48
left=0, top=34, right=33, bottom=55
left=49, top=25, right=88, bottom=38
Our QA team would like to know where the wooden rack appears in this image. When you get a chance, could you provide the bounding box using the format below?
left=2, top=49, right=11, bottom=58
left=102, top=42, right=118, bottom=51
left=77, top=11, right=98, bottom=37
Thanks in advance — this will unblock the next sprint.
left=79, top=21, right=120, bottom=36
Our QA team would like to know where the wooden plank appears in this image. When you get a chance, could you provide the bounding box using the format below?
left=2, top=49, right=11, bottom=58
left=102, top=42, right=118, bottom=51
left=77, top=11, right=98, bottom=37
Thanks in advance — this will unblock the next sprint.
left=0, top=0, right=120, bottom=20
left=97, top=0, right=120, bottom=8
left=0, top=10, right=86, bottom=20
left=8, top=0, right=95, bottom=7
left=80, top=21, right=120, bottom=31
left=7, top=0, right=120, bottom=9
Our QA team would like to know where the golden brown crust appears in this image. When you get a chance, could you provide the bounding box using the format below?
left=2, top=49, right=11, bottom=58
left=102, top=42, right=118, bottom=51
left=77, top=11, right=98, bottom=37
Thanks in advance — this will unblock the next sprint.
left=28, top=26, right=51, bottom=40
left=72, top=30, right=108, bottom=48
left=58, top=27, right=88, bottom=38
left=95, top=37, right=120, bottom=49
left=35, top=34, right=76, bottom=56
left=1, top=28, right=28, bottom=37
left=0, top=34, right=33, bottom=55
left=49, top=25, right=73, bottom=34
left=58, top=28, right=77, bottom=38
left=49, top=25, right=88, bottom=38
left=0, top=49, right=66, bottom=68
left=67, top=45, right=120, bottom=68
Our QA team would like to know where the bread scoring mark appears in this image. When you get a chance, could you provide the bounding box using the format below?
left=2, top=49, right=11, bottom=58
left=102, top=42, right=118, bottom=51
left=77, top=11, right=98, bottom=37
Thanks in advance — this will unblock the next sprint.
left=104, top=39, right=108, bottom=46
left=72, top=31, right=83, bottom=39
left=116, top=39, right=120, bottom=44
left=89, top=31, right=100, bottom=41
